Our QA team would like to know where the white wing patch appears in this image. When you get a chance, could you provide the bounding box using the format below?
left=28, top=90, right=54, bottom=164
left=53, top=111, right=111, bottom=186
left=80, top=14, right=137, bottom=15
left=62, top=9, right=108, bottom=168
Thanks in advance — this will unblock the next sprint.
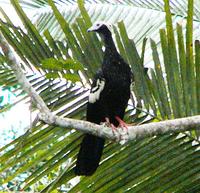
left=89, top=78, right=105, bottom=103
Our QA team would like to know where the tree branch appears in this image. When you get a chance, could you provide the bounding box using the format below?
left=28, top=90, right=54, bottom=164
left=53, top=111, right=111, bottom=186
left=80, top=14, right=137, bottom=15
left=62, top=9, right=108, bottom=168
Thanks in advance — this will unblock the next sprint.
left=40, top=112, right=200, bottom=144
left=0, top=34, right=52, bottom=116
left=1, top=34, right=200, bottom=145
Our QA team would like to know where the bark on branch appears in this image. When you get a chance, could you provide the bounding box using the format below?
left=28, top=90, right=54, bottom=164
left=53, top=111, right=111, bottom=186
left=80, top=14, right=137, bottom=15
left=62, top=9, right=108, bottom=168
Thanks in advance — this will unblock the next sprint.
left=1, top=34, right=200, bottom=144
left=40, top=112, right=200, bottom=144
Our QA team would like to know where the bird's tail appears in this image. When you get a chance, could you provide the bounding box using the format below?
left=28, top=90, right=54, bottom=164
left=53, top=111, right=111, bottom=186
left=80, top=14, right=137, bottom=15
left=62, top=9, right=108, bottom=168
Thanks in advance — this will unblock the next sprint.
left=74, top=134, right=105, bottom=176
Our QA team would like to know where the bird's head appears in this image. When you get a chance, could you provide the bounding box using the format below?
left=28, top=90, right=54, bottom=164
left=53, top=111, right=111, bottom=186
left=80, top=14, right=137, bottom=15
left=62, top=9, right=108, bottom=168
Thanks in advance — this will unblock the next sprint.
left=87, top=21, right=112, bottom=36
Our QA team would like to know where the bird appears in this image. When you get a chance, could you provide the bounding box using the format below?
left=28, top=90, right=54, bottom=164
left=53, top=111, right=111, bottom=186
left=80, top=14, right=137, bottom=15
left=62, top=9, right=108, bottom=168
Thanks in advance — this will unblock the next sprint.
left=74, top=21, right=132, bottom=176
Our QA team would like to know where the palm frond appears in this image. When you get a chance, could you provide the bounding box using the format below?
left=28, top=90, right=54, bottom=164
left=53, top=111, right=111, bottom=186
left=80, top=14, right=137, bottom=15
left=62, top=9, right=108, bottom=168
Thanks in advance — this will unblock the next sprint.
left=17, top=0, right=200, bottom=21
left=0, top=0, right=199, bottom=192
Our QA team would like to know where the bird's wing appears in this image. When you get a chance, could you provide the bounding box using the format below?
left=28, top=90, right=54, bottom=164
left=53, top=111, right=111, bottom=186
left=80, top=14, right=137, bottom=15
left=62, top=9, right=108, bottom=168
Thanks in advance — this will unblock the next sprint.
left=75, top=70, right=106, bottom=175
left=88, top=70, right=106, bottom=104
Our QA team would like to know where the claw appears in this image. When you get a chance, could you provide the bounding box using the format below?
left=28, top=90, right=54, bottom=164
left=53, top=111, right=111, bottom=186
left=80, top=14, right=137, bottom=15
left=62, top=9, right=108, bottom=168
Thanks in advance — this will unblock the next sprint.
left=105, top=117, right=118, bottom=134
left=103, top=117, right=129, bottom=142
left=115, top=116, right=129, bottom=132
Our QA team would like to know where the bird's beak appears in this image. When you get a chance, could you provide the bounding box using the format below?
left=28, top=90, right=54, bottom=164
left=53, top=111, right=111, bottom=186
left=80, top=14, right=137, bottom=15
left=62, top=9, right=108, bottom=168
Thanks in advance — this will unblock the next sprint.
left=87, top=26, right=96, bottom=32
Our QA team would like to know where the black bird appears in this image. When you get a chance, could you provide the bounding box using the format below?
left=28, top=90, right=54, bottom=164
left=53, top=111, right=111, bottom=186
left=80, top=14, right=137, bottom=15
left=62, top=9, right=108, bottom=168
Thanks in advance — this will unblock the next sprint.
left=74, top=21, right=132, bottom=176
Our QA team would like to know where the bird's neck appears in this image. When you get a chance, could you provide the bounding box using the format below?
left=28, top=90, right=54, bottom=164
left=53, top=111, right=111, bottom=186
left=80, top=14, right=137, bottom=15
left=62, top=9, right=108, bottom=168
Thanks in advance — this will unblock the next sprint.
left=103, top=34, right=117, bottom=53
left=102, top=33, right=122, bottom=77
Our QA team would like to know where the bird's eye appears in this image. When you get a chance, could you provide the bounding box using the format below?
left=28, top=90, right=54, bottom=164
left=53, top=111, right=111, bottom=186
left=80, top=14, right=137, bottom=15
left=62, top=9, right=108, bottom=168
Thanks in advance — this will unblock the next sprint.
left=97, top=24, right=100, bottom=26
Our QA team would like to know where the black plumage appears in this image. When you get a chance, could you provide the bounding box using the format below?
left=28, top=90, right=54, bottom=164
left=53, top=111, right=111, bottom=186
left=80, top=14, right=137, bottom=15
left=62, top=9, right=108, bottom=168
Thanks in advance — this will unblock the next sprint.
left=74, top=22, right=132, bottom=176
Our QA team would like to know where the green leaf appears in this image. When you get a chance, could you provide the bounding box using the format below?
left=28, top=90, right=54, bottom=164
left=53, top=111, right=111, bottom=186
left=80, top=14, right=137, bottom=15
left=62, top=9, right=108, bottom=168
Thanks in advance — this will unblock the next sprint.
left=63, top=73, right=81, bottom=83
left=0, top=0, right=200, bottom=192
left=41, top=58, right=84, bottom=71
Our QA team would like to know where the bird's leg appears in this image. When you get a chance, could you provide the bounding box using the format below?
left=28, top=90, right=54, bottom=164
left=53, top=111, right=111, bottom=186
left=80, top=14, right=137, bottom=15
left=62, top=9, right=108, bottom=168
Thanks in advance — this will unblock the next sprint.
left=115, top=116, right=129, bottom=132
left=104, top=117, right=118, bottom=133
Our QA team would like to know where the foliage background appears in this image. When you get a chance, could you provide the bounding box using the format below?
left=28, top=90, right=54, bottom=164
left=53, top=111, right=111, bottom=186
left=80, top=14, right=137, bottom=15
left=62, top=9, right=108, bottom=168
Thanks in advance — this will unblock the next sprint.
left=0, top=0, right=200, bottom=192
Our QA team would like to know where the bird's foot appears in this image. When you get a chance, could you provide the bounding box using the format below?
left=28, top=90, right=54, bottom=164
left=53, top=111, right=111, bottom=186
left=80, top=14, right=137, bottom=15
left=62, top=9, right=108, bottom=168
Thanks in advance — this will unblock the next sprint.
left=115, top=116, right=129, bottom=133
left=105, top=117, right=118, bottom=134
left=102, top=117, right=129, bottom=144
left=114, top=116, right=129, bottom=144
